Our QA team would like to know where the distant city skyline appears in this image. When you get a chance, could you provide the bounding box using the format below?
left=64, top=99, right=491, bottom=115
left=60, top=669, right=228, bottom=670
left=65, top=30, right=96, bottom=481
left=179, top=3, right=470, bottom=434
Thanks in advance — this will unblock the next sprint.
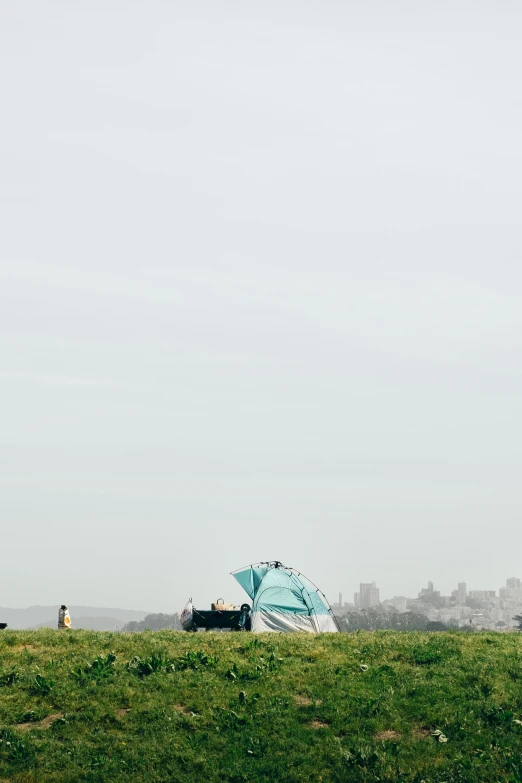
left=332, top=576, right=522, bottom=630
left=333, top=575, right=522, bottom=607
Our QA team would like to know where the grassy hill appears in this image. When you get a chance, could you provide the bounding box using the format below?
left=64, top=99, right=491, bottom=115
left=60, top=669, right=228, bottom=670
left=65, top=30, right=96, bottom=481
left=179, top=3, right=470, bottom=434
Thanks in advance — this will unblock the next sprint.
left=1, top=630, right=522, bottom=782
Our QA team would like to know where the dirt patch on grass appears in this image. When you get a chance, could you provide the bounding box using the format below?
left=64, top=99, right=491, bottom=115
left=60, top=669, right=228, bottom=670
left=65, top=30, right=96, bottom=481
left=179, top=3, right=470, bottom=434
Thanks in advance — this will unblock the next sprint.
left=413, top=728, right=431, bottom=740
left=40, top=713, right=64, bottom=729
left=17, top=713, right=64, bottom=731
left=173, top=704, right=191, bottom=715
left=295, top=695, right=323, bottom=707
left=374, top=730, right=402, bottom=741
left=309, top=720, right=329, bottom=730
left=116, top=709, right=131, bottom=718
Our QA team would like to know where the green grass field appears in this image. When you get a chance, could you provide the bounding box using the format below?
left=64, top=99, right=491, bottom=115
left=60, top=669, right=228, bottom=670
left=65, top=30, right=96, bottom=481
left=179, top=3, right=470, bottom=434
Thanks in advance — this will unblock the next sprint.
left=1, top=630, right=522, bottom=782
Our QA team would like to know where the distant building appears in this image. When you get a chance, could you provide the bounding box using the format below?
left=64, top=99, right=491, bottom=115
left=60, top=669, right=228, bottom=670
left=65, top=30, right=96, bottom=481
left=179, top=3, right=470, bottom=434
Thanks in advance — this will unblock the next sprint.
left=354, top=582, right=380, bottom=610
left=499, top=577, right=522, bottom=601
left=360, top=582, right=380, bottom=609
left=367, top=584, right=380, bottom=608
left=457, top=582, right=467, bottom=606
left=469, top=590, right=496, bottom=602
left=470, top=612, right=485, bottom=627
left=389, top=596, right=407, bottom=613
left=418, top=582, right=441, bottom=601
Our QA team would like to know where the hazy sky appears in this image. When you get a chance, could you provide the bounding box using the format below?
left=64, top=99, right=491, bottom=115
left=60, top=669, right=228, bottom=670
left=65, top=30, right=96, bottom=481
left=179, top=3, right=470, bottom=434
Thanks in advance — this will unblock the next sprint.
left=2, top=2, right=522, bottom=612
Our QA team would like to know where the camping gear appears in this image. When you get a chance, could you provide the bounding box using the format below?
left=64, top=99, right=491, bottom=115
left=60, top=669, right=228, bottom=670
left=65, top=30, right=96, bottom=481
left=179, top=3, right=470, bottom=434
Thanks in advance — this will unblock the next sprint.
left=232, top=561, right=339, bottom=633
left=180, top=561, right=337, bottom=634
left=211, top=599, right=235, bottom=611
left=58, top=605, right=72, bottom=629
left=181, top=597, right=251, bottom=632
left=180, top=598, right=194, bottom=630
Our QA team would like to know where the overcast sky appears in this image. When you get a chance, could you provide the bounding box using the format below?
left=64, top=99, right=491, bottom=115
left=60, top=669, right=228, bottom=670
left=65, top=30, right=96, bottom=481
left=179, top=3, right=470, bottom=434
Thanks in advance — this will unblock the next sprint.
left=1, top=2, right=522, bottom=613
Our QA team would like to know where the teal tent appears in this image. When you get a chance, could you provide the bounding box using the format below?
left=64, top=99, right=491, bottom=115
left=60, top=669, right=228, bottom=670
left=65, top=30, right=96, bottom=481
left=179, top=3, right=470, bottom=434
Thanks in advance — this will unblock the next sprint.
left=232, top=561, right=339, bottom=633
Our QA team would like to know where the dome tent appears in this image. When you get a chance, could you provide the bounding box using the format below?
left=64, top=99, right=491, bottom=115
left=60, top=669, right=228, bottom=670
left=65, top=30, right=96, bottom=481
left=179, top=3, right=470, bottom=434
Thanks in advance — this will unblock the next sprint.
left=231, top=561, right=339, bottom=633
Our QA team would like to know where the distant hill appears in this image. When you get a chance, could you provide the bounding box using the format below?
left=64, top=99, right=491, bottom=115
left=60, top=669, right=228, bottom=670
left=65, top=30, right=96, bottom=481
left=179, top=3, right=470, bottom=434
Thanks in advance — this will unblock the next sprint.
left=0, top=606, right=149, bottom=630
left=31, top=616, right=131, bottom=631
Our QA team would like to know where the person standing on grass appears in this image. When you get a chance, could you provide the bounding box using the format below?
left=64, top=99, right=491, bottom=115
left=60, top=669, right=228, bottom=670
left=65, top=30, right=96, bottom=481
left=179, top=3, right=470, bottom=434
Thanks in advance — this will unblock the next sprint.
left=58, top=605, right=72, bottom=629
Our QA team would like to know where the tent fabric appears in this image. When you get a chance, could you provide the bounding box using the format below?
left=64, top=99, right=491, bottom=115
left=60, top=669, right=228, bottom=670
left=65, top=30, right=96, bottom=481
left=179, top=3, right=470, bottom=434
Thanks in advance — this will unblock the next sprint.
left=232, top=562, right=338, bottom=634
left=251, top=611, right=318, bottom=633
left=251, top=611, right=338, bottom=633
left=231, top=565, right=268, bottom=601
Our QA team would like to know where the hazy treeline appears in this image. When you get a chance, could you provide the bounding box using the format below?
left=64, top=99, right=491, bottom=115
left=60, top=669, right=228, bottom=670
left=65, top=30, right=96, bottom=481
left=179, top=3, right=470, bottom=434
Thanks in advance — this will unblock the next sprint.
left=337, top=610, right=462, bottom=632
left=122, top=613, right=181, bottom=632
